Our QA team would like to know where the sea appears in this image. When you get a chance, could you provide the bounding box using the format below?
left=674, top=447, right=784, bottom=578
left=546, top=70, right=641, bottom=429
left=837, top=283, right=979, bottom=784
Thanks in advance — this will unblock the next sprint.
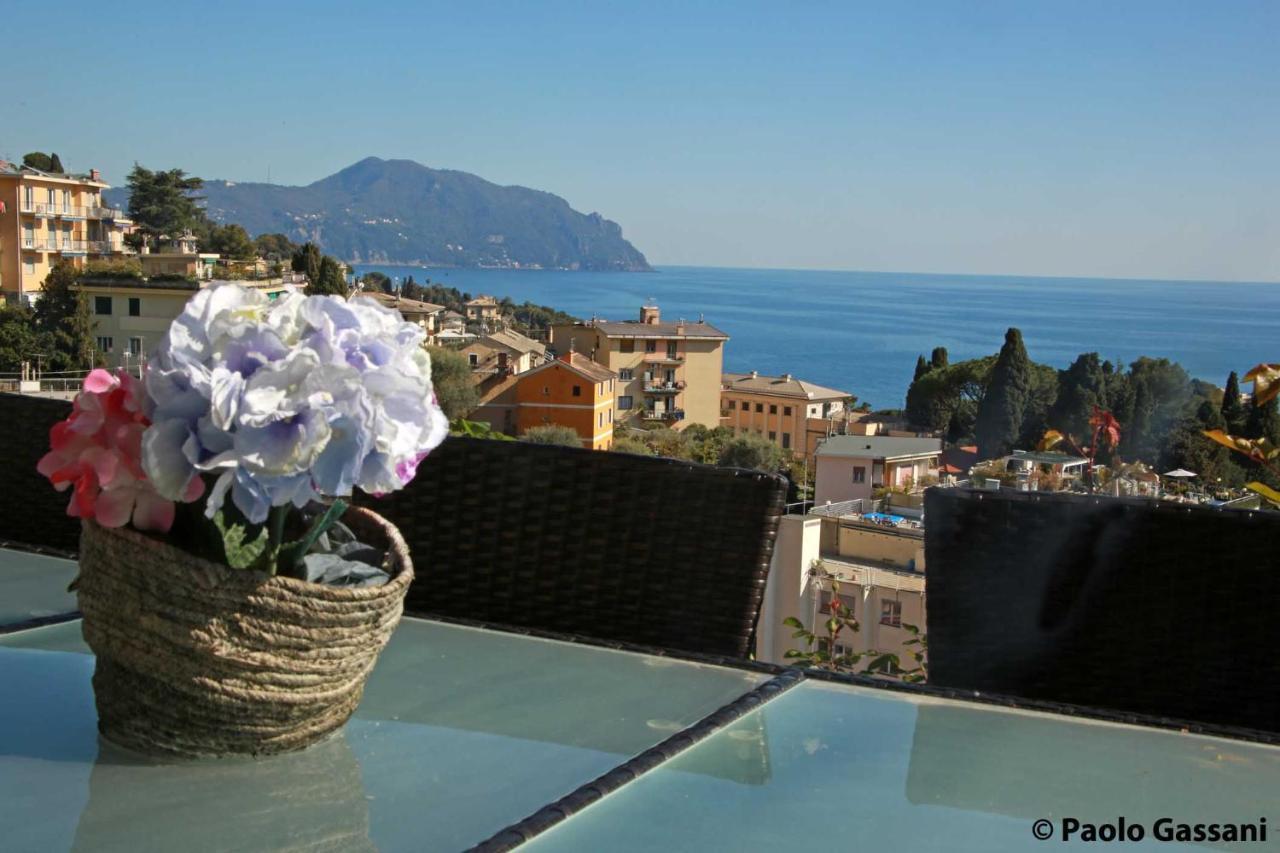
left=352, top=264, right=1280, bottom=410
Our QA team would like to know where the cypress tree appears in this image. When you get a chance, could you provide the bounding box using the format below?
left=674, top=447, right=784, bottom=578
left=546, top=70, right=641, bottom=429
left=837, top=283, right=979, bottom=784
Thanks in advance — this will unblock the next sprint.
left=312, top=256, right=349, bottom=296
left=1244, top=394, right=1280, bottom=445
left=975, top=328, right=1032, bottom=459
left=1221, top=371, right=1247, bottom=435
left=49, top=153, right=65, bottom=173
left=930, top=346, right=949, bottom=370
left=291, top=243, right=323, bottom=287
left=913, top=354, right=930, bottom=382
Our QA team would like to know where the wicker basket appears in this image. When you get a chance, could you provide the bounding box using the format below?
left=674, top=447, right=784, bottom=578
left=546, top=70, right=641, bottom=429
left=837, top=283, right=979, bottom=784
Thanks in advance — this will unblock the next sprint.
left=75, top=505, right=413, bottom=758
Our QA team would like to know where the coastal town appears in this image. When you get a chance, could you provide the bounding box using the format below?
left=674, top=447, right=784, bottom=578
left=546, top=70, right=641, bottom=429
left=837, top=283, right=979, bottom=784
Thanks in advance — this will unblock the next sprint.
left=3, top=5, right=1278, bottom=847
left=4, top=152, right=1273, bottom=678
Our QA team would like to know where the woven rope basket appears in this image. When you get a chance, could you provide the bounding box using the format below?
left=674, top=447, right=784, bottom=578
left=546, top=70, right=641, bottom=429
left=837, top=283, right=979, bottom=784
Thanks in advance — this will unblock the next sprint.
left=76, top=505, right=413, bottom=758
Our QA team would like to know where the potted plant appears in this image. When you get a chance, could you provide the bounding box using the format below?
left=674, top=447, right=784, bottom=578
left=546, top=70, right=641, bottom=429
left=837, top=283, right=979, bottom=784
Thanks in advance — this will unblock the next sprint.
left=38, top=283, right=449, bottom=757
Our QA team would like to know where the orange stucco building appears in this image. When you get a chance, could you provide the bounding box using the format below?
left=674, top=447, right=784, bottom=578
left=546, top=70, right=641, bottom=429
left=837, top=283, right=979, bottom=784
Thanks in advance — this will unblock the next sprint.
left=515, top=352, right=618, bottom=450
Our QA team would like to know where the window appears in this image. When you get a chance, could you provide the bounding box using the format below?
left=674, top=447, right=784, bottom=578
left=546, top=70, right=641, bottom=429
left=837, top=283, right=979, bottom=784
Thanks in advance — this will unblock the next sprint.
left=768, top=431, right=777, bottom=441
left=755, top=403, right=763, bottom=413
left=129, top=337, right=143, bottom=356
left=769, top=404, right=778, bottom=415
left=726, top=400, right=735, bottom=410
left=543, top=386, right=550, bottom=396
left=880, top=599, right=903, bottom=628
left=620, top=339, right=634, bottom=354
left=618, top=395, right=633, bottom=410
left=598, top=412, right=604, bottom=427
left=128, top=297, right=141, bottom=317
left=852, top=466, right=866, bottom=484
left=96, top=336, right=114, bottom=353
left=468, top=353, right=478, bottom=366
left=645, top=340, right=657, bottom=353
left=620, top=368, right=633, bottom=381
left=666, top=342, right=678, bottom=358
left=23, top=260, right=35, bottom=275
left=572, top=385, right=582, bottom=397
left=94, top=296, right=112, bottom=315
left=784, top=406, right=792, bottom=416
left=782, top=433, right=791, bottom=449
left=608, top=409, right=613, bottom=423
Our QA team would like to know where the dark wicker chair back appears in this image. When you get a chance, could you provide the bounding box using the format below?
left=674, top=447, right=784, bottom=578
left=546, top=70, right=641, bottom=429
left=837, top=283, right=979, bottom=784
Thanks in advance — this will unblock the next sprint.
left=0, top=392, right=787, bottom=658
left=0, top=394, right=78, bottom=552
left=359, top=437, right=787, bottom=658
left=924, top=486, right=1280, bottom=732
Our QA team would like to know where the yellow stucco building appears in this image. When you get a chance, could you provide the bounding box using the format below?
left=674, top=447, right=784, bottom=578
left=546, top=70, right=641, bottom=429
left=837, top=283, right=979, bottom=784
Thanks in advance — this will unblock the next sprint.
left=550, top=304, right=728, bottom=429
left=0, top=161, right=135, bottom=304
left=721, top=371, right=854, bottom=462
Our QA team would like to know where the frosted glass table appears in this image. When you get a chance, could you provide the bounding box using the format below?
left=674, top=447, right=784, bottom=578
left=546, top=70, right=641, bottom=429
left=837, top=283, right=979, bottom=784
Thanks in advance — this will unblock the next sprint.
left=3, top=549, right=1278, bottom=852
left=0, top=548, right=78, bottom=630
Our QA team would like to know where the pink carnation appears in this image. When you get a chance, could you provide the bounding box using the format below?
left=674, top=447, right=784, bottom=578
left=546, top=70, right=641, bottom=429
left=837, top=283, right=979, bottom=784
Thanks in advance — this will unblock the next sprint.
left=37, top=368, right=204, bottom=532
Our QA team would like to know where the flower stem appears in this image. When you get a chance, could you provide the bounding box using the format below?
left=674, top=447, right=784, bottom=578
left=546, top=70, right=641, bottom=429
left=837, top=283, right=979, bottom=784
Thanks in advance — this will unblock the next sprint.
left=266, top=505, right=289, bottom=575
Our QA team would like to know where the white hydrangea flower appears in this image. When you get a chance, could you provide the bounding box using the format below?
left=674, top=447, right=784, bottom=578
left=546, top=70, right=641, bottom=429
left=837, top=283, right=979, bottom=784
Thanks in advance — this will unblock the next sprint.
left=142, top=283, right=449, bottom=524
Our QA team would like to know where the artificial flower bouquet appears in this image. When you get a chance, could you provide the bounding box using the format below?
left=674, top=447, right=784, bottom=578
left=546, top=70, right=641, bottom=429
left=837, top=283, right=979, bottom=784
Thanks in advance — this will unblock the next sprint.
left=39, top=283, right=448, bottom=757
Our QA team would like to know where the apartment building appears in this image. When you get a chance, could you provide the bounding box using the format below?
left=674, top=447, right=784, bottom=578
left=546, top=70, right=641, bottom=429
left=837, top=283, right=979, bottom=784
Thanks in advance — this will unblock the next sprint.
left=550, top=304, right=728, bottom=429
left=461, top=328, right=547, bottom=376
left=721, top=371, right=854, bottom=461
left=464, top=295, right=501, bottom=324
left=358, top=291, right=445, bottom=339
left=78, top=277, right=296, bottom=369
left=137, top=232, right=219, bottom=280
left=0, top=162, right=135, bottom=303
left=513, top=352, right=618, bottom=449
left=755, top=512, right=926, bottom=674
left=814, top=435, right=943, bottom=505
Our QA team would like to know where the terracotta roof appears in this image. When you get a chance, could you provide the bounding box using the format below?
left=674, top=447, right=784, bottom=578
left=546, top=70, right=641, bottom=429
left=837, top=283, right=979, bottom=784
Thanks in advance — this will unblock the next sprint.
left=574, top=319, right=728, bottom=340
left=357, top=292, right=445, bottom=315
left=722, top=372, right=850, bottom=400
left=482, top=328, right=547, bottom=357
left=521, top=352, right=617, bottom=385
left=940, top=446, right=979, bottom=475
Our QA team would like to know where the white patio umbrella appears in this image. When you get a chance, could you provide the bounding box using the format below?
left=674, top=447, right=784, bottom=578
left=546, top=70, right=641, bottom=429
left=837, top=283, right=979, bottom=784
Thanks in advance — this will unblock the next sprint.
left=1162, top=469, right=1197, bottom=478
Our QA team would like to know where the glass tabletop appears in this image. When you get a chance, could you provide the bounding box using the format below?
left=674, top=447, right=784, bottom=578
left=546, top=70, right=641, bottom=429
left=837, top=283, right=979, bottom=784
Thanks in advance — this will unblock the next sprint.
left=0, top=617, right=766, bottom=852
left=0, top=548, right=78, bottom=628
left=524, top=679, right=1280, bottom=852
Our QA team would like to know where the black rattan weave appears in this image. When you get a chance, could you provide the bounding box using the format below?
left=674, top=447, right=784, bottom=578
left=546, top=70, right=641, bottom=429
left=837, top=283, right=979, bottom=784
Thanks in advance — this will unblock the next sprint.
left=358, top=436, right=787, bottom=658
left=0, top=394, right=78, bottom=552
left=924, top=486, right=1280, bottom=732
left=0, top=390, right=786, bottom=659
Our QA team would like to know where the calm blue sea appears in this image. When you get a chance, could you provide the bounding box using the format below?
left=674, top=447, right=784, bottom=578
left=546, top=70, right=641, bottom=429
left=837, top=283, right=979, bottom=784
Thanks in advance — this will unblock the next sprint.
left=353, top=264, right=1280, bottom=409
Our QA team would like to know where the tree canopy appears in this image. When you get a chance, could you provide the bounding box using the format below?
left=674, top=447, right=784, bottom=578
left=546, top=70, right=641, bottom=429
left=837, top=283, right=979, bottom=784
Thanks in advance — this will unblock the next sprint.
left=204, top=223, right=256, bottom=260
left=520, top=424, right=583, bottom=447
left=253, top=233, right=298, bottom=260
left=718, top=433, right=788, bottom=472
left=126, top=165, right=206, bottom=244
left=34, top=261, right=94, bottom=371
left=425, top=346, right=479, bottom=422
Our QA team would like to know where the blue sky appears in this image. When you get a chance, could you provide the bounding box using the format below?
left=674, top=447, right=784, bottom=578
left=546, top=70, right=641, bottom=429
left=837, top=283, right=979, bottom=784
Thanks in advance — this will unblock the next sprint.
left=4, top=1, right=1276, bottom=280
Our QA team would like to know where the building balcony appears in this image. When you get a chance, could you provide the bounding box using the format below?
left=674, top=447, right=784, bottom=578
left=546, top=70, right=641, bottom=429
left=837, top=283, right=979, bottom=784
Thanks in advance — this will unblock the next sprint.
left=643, top=381, right=684, bottom=394
left=642, top=408, right=685, bottom=422
left=18, top=203, right=91, bottom=219
left=643, top=352, right=683, bottom=365
left=86, top=206, right=125, bottom=220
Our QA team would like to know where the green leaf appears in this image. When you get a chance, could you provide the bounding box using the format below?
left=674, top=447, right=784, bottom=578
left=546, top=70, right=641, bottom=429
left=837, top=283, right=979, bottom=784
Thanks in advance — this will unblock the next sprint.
left=275, top=499, right=348, bottom=576
left=213, top=509, right=270, bottom=570
left=782, top=616, right=805, bottom=629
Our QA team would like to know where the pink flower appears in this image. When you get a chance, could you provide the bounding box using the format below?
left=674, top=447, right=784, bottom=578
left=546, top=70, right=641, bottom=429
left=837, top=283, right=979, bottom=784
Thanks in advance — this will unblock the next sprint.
left=37, top=368, right=204, bottom=532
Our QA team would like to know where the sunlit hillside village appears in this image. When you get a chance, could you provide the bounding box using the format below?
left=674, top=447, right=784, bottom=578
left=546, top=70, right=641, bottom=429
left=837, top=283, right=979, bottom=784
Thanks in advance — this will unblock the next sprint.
left=1, top=153, right=1270, bottom=673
